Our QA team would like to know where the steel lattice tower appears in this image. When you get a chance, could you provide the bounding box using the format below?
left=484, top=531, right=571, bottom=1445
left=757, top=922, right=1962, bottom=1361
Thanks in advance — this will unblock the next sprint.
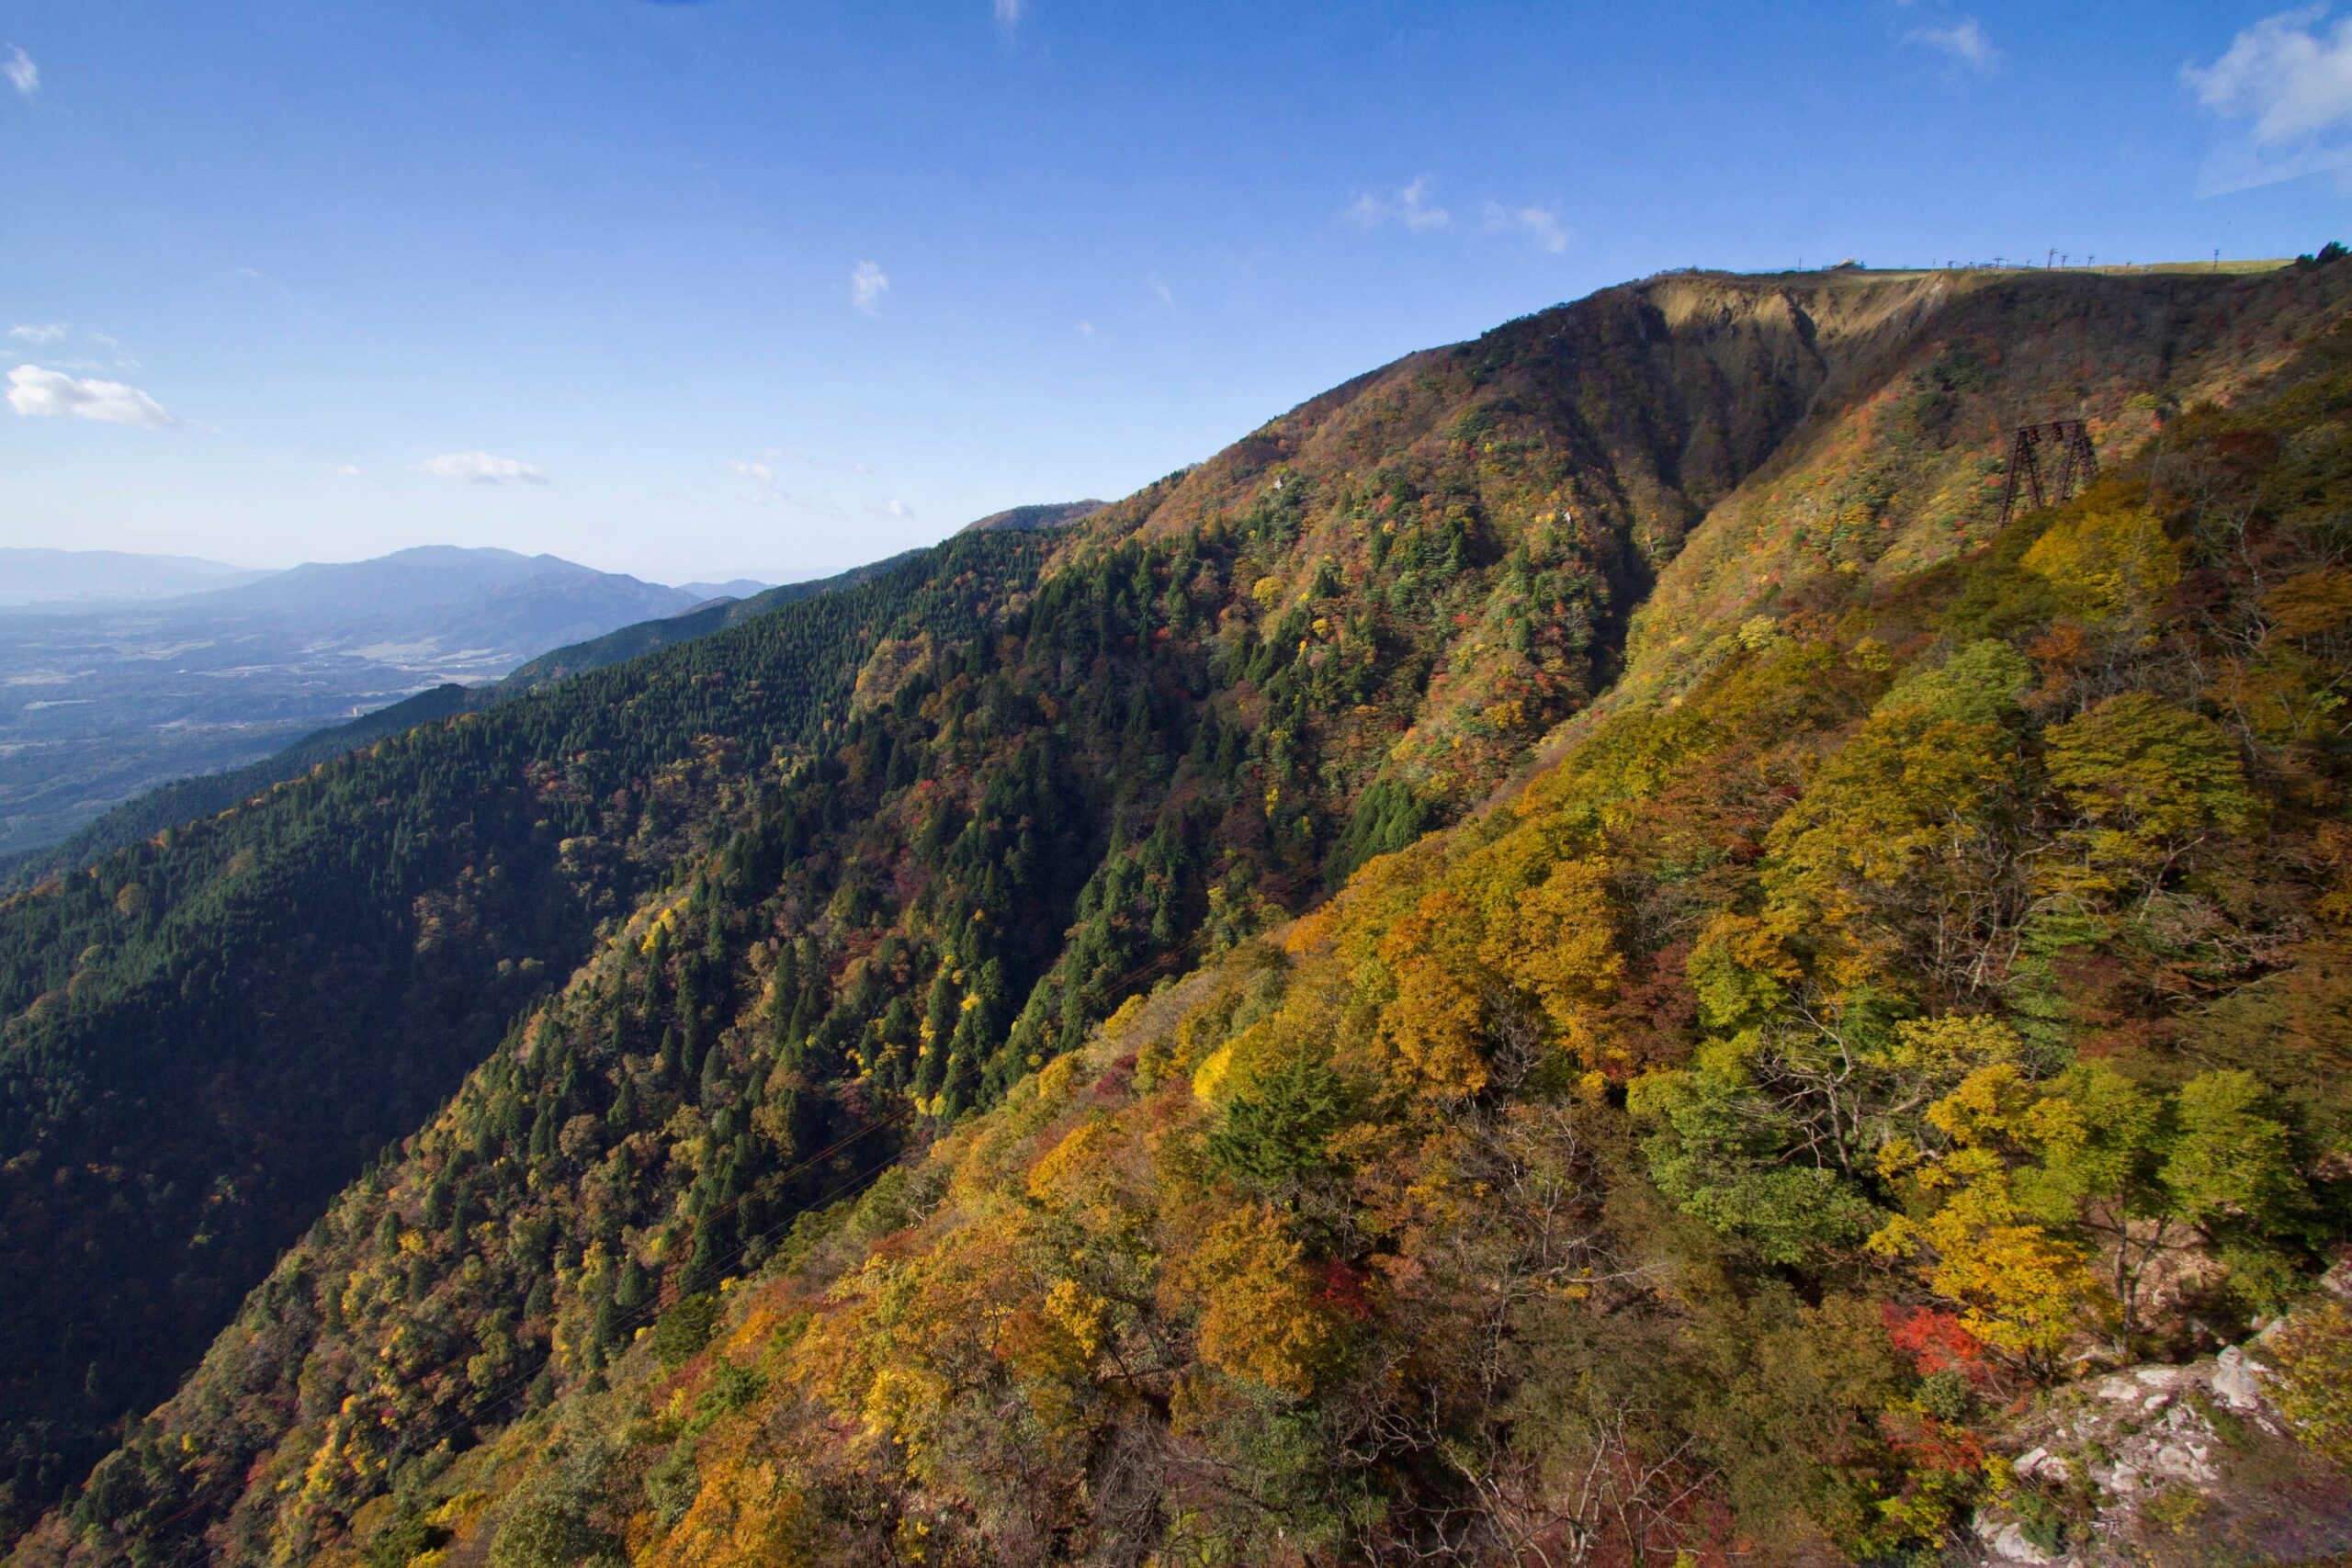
left=1997, top=419, right=2098, bottom=525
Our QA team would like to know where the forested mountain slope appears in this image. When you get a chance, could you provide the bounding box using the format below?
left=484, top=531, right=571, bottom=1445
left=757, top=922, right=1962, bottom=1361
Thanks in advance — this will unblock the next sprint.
left=0, top=536, right=1059, bottom=1538
left=10, top=259, right=2352, bottom=1566
left=0, top=685, right=483, bottom=893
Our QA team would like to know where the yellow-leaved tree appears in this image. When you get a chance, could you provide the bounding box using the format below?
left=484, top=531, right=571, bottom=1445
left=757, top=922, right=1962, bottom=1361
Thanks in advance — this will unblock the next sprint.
left=1477, top=852, right=1623, bottom=1067
left=2041, top=692, right=2259, bottom=899
left=1871, top=1064, right=2109, bottom=1371
left=1374, top=888, right=1493, bottom=1102
left=2022, top=502, right=2181, bottom=636
left=1165, top=1202, right=1335, bottom=1397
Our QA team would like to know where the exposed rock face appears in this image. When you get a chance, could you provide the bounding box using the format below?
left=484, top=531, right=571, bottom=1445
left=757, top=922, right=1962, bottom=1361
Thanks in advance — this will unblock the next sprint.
left=1975, top=1515, right=2066, bottom=1565
left=1961, top=1314, right=2352, bottom=1567
left=2211, top=1345, right=2265, bottom=1413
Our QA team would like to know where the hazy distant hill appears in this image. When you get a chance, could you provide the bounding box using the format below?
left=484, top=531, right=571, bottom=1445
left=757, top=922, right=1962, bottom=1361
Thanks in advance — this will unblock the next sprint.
left=0, top=547, right=266, bottom=605
left=0, top=547, right=712, bottom=856
left=676, top=577, right=772, bottom=601
left=175, top=545, right=705, bottom=654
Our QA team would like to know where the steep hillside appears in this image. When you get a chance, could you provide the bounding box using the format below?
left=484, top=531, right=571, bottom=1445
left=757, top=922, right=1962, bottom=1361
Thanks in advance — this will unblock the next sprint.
left=11, top=260, right=2352, bottom=1565
left=0, top=686, right=482, bottom=892
left=496, top=556, right=919, bottom=692
left=0, top=536, right=1058, bottom=1538
left=3, top=555, right=920, bottom=891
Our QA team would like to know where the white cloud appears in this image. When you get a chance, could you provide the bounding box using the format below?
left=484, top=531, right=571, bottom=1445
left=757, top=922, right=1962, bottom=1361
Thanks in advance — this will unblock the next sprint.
left=1075, top=320, right=1094, bottom=335
left=4, top=45, right=36, bottom=96
left=851, top=260, right=889, bottom=314
left=874, top=498, right=915, bottom=520
left=6, top=364, right=175, bottom=428
left=729, top=458, right=778, bottom=489
left=1910, top=17, right=1996, bottom=71
left=1146, top=273, right=1175, bottom=309
left=323, top=461, right=364, bottom=478
left=2182, top=6, right=2352, bottom=192
left=1348, top=175, right=1452, bottom=232
left=1481, top=200, right=1570, bottom=254
left=412, top=450, right=548, bottom=485
left=7, top=321, right=66, bottom=344
left=2188, top=6, right=2352, bottom=145
left=993, top=0, right=1026, bottom=25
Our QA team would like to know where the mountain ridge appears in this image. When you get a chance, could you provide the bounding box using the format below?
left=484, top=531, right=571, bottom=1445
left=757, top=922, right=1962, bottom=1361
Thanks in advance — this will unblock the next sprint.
left=957, top=501, right=1109, bottom=535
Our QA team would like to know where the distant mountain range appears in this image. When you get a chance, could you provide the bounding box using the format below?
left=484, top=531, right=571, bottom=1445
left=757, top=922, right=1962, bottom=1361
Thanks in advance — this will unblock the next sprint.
left=0, top=546, right=773, bottom=857
left=155, top=545, right=715, bottom=664
left=0, top=547, right=268, bottom=604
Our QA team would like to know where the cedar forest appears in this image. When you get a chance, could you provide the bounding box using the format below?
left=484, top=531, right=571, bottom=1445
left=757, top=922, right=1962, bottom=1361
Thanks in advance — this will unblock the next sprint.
left=4, top=259, right=2352, bottom=1565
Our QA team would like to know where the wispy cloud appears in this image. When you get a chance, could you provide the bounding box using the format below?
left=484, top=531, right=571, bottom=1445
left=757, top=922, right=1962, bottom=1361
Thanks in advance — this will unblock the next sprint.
left=412, top=450, right=548, bottom=485
left=747, top=446, right=875, bottom=478
left=3, top=45, right=36, bottom=97
left=1481, top=200, right=1570, bottom=254
left=1075, top=320, right=1095, bottom=336
left=9, top=324, right=140, bottom=371
left=1348, top=175, right=1452, bottom=232
left=726, top=457, right=849, bottom=513
left=992, top=0, right=1026, bottom=27
left=851, top=260, right=889, bottom=314
left=872, top=497, right=915, bottom=520
left=323, top=461, right=365, bottom=478
left=1910, top=17, right=1997, bottom=71
left=6, top=365, right=175, bottom=428
left=89, top=332, right=138, bottom=370
left=2185, top=6, right=2352, bottom=191
left=1146, top=274, right=1175, bottom=310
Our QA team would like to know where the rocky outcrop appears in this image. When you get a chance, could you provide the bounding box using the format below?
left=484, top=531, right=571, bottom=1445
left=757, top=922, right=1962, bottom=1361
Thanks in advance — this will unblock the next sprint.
left=1965, top=1274, right=2352, bottom=1566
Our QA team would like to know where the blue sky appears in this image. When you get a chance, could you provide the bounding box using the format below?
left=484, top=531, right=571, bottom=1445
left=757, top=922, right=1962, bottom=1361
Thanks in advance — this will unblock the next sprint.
left=0, top=1, right=2341, bottom=583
